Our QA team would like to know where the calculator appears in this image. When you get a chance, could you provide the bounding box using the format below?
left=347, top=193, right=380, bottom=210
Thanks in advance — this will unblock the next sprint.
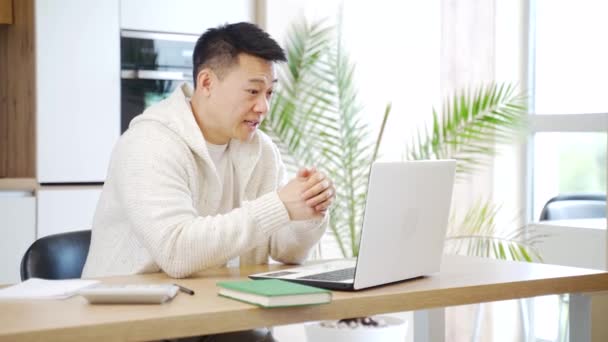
left=78, top=284, right=179, bottom=304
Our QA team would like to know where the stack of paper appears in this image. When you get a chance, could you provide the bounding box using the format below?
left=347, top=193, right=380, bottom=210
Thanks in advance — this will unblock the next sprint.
left=0, top=278, right=99, bottom=299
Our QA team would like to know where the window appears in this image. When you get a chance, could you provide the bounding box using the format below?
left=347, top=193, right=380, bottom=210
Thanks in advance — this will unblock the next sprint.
left=528, top=1, right=608, bottom=341
left=528, top=0, right=608, bottom=221
left=533, top=132, right=606, bottom=219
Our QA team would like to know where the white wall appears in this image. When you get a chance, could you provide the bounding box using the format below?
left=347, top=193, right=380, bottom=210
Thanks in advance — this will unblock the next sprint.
left=265, top=0, right=440, bottom=163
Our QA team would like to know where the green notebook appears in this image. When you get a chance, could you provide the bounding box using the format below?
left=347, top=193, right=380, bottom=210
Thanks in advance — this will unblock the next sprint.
left=217, top=279, right=332, bottom=308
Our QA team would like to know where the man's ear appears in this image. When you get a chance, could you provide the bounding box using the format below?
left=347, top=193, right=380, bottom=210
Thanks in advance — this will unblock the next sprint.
left=196, top=68, right=215, bottom=97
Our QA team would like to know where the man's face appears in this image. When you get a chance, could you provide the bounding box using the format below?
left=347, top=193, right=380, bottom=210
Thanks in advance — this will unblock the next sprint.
left=204, top=53, right=276, bottom=143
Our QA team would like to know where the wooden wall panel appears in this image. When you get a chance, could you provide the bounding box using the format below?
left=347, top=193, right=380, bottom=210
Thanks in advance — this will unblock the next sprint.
left=0, top=20, right=8, bottom=176
left=0, top=0, right=35, bottom=178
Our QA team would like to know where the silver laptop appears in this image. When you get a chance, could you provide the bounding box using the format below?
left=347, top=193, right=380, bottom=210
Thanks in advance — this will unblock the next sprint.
left=250, top=160, right=456, bottom=291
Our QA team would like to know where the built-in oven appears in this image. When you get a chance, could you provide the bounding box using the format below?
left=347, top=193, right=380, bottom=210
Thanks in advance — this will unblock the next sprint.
left=120, top=30, right=198, bottom=133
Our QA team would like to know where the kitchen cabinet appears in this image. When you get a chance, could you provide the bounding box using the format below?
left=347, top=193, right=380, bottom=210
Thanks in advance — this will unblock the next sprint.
left=120, top=0, right=253, bottom=35
left=35, top=0, right=120, bottom=183
left=0, top=192, right=36, bottom=284
left=37, top=187, right=101, bottom=238
left=0, top=0, right=12, bottom=24
left=0, top=0, right=35, bottom=178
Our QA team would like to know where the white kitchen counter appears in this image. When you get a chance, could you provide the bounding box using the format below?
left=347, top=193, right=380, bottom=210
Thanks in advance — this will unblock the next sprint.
left=529, top=218, right=606, bottom=270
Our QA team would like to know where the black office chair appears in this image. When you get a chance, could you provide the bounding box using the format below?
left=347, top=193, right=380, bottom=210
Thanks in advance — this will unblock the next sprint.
left=539, top=193, right=606, bottom=221
left=20, top=230, right=92, bottom=281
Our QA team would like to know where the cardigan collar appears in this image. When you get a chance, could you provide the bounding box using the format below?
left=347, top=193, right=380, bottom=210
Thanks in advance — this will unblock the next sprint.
left=129, top=83, right=262, bottom=188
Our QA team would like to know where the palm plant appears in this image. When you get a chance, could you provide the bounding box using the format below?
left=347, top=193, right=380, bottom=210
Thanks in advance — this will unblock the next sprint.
left=444, top=200, right=543, bottom=261
left=262, top=17, right=390, bottom=258
left=263, top=17, right=541, bottom=261
left=405, top=85, right=543, bottom=261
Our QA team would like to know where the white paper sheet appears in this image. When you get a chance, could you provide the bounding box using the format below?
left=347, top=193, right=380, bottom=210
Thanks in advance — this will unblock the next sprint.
left=0, top=278, right=99, bottom=299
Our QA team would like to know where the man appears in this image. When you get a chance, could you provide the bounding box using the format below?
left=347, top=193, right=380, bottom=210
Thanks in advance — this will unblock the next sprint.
left=82, top=22, right=334, bottom=341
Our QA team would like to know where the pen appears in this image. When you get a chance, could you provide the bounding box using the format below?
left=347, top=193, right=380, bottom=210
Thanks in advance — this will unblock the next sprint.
left=173, top=283, right=195, bottom=295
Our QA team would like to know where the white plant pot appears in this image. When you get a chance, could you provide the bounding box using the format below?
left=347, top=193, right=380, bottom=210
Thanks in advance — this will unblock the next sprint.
left=304, top=316, right=408, bottom=342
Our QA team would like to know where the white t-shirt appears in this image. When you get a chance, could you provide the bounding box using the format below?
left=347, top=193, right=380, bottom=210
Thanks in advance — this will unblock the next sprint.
left=206, top=141, right=241, bottom=267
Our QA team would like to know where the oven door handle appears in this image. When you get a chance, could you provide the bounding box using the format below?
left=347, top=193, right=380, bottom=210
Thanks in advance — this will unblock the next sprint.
left=121, top=70, right=190, bottom=81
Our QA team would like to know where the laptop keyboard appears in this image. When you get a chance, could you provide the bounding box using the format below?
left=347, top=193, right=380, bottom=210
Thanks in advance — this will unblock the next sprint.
left=297, top=267, right=356, bottom=281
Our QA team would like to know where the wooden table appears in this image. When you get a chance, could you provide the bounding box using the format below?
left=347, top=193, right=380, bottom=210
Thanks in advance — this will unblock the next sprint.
left=1, top=255, right=607, bottom=342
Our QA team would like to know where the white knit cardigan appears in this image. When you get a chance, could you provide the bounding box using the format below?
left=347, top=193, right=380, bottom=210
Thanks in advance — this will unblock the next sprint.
left=82, top=84, right=327, bottom=278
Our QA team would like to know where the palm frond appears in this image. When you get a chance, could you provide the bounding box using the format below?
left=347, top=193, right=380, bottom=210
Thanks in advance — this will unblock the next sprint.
left=445, top=200, right=544, bottom=262
left=325, top=42, right=373, bottom=256
left=262, top=16, right=391, bottom=258
left=261, top=18, right=337, bottom=173
left=406, top=83, right=528, bottom=179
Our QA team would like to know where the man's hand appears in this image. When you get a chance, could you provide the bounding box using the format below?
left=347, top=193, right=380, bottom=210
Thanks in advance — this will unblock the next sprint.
left=299, top=167, right=335, bottom=215
left=278, top=167, right=335, bottom=220
left=278, top=169, right=317, bottom=220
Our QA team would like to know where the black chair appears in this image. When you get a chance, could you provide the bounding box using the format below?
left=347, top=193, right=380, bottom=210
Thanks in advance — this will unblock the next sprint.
left=539, top=193, right=606, bottom=221
left=537, top=193, right=606, bottom=340
left=20, top=230, right=91, bottom=281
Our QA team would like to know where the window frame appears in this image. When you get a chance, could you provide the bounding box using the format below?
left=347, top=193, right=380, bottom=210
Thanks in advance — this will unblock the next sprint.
left=525, top=0, right=608, bottom=222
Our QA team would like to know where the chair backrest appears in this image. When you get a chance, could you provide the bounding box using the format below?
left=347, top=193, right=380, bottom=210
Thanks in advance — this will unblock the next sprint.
left=539, top=193, right=606, bottom=221
left=20, top=230, right=91, bottom=281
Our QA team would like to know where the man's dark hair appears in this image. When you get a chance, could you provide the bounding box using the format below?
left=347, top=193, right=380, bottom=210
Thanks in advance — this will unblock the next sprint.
left=192, top=22, right=286, bottom=87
